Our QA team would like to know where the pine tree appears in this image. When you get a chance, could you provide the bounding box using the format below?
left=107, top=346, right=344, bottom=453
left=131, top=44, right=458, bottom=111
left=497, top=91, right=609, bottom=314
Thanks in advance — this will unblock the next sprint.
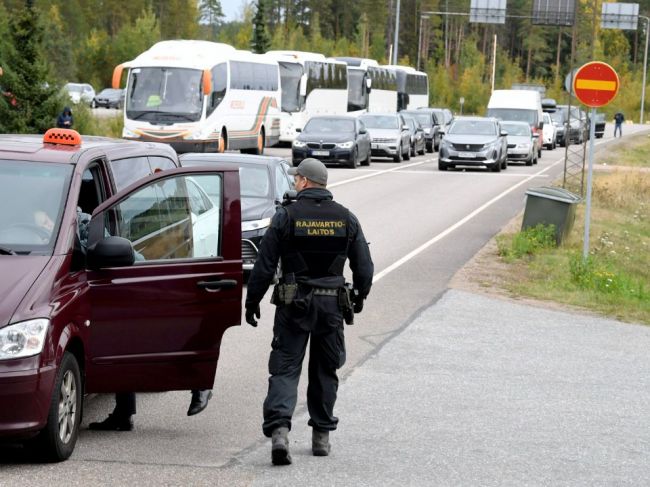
left=199, top=0, right=225, bottom=40
left=251, top=0, right=271, bottom=54
left=0, top=2, right=62, bottom=133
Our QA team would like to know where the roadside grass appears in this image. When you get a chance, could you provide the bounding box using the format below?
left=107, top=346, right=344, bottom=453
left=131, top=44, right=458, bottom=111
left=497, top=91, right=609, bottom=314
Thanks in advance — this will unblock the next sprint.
left=495, top=165, right=650, bottom=325
left=598, top=134, right=650, bottom=168
left=70, top=103, right=124, bottom=138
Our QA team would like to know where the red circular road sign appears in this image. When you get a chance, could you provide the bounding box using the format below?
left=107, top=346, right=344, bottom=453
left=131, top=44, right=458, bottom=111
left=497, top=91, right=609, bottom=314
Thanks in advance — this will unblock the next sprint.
left=572, top=61, right=619, bottom=108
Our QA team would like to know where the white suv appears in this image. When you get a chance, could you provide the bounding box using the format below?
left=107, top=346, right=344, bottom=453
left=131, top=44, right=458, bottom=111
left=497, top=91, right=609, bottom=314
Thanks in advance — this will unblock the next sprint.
left=64, top=82, right=96, bottom=106
left=542, top=112, right=557, bottom=150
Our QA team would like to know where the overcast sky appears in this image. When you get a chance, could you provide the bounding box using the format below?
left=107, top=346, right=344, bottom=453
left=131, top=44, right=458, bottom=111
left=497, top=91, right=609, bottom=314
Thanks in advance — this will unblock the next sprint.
left=220, top=0, right=248, bottom=22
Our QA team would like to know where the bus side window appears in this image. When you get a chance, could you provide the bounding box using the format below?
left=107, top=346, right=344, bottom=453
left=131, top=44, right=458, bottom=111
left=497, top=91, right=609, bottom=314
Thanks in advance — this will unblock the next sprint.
left=208, top=63, right=227, bottom=116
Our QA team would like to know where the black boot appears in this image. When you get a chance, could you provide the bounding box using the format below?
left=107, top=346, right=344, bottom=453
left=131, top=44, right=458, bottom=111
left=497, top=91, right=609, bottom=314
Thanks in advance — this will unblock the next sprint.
left=187, top=390, right=213, bottom=416
left=88, top=413, right=134, bottom=431
left=271, top=427, right=292, bottom=465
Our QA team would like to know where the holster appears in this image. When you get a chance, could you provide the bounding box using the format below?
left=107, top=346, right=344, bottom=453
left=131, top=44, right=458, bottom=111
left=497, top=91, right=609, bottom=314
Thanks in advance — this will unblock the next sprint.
left=338, top=284, right=355, bottom=325
left=271, top=282, right=298, bottom=306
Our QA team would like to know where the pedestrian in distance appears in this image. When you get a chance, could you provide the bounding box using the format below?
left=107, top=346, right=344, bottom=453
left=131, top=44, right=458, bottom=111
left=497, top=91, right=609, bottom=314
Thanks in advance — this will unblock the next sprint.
left=56, top=107, right=74, bottom=129
left=245, top=158, right=374, bottom=466
left=614, top=111, right=624, bottom=137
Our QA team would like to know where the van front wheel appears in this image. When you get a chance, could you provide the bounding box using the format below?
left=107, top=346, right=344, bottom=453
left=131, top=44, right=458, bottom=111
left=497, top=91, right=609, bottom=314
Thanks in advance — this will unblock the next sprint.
left=34, top=352, right=82, bottom=462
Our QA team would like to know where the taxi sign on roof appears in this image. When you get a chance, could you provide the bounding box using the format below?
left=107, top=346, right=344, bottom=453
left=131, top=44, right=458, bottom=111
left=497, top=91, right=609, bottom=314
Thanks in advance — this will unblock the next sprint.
left=572, top=61, right=619, bottom=108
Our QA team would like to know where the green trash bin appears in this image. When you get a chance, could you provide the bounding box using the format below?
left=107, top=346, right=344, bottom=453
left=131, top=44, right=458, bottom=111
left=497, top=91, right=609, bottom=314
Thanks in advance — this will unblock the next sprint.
left=522, top=186, right=582, bottom=245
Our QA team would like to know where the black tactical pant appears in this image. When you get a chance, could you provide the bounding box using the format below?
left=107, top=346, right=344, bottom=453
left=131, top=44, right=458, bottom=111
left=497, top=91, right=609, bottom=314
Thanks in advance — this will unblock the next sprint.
left=262, top=294, right=346, bottom=437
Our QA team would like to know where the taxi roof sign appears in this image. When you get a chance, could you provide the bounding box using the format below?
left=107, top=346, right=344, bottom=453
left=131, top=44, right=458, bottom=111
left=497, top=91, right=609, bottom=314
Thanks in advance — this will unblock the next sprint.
left=43, top=128, right=82, bottom=146
left=572, top=61, right=619, bottom=108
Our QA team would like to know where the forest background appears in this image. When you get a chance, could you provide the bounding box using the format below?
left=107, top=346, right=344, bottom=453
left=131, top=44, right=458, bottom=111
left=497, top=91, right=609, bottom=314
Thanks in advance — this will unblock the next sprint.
left=0, top=0, right=649, bottom=133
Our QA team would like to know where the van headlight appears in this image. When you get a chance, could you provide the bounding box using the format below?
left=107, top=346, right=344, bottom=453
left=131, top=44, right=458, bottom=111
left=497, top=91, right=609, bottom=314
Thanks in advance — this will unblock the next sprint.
left=0, top=319, right=49, bottom=360
left=242, top=217, right=271, bottom=232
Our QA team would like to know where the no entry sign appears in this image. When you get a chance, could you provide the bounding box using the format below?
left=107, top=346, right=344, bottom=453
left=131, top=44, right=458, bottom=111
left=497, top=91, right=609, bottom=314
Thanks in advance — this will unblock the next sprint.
left=573, top=61, right=619, bottom=108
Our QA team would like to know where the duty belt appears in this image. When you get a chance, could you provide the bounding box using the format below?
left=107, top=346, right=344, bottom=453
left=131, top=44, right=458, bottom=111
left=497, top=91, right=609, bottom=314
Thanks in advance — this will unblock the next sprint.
left=313, top=288, right=339, bottom=296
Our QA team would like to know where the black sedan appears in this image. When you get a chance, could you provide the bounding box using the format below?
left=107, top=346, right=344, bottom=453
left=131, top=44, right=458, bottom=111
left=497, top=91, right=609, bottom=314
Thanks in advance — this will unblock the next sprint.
left=91, top=88, right=125, bottom=109
left=179, top=153, right=294, bottom=271
left=292, top=116, right=371, bottom=168
left=403, top=109, right=440, bottom=153
left=401, top=113, right=426, bottom=157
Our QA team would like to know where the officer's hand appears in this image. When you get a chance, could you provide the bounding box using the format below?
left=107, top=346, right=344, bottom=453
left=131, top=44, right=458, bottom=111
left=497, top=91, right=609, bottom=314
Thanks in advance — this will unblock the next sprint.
left=353, top=297, right=364, bottom=314
left=245, top=305, right=260, bottom=327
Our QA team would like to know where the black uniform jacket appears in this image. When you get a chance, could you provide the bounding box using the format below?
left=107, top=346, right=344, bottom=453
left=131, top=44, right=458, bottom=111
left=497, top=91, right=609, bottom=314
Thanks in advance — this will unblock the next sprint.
left=245, top=187, right=374, bottom=309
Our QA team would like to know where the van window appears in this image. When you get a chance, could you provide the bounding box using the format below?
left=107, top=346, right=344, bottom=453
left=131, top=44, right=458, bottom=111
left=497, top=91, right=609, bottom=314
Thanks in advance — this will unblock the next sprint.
left=105, top=174, right=222, bottom=260
left=487, top=108, right=538, bottom=125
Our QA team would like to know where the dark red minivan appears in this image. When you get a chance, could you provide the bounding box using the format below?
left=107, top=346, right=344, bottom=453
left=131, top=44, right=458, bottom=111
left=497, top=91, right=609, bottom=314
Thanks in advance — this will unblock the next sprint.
left=0, top=129, right=242, bottom=461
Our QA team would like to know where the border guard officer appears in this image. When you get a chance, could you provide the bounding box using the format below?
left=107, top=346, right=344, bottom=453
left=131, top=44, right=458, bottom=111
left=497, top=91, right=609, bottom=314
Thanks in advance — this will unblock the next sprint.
left=245, top=158, right=374, bottom=465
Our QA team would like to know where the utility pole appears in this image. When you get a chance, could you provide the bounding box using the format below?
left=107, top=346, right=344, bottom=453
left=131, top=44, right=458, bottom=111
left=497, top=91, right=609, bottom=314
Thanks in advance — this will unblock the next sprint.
left=393, top=0, right=401, bottom=64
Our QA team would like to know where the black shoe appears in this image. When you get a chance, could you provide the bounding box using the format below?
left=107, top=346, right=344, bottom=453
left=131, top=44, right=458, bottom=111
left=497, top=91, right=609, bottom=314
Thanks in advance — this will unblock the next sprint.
left=187, top=390, right=213, bottom=416
left=88, top=413, right=134, bottom=431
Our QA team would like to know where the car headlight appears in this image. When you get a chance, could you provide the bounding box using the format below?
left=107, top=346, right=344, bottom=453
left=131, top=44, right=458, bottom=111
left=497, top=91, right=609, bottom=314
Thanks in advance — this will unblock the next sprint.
left=336, top=141, right=354, bottom=149
left=0, top=319, right=49, bottom=360
left=482, top=141, right=497, bottom=150
left=242, top=217, right=271, bottom=232
left=292, top=140, right=306, bottom=148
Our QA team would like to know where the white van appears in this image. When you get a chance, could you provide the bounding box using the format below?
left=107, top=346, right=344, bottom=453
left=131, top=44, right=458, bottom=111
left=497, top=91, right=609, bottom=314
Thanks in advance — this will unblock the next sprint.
left=487, top=89, right=544, bottom=157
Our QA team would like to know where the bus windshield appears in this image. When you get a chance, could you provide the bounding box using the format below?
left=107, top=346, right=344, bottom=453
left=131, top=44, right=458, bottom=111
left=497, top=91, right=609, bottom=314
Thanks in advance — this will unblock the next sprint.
left=278, top=62, right=303, bottom=113
left=126, top=67, right=204, bottom=123
left=487, top=108, right=536, bottom=125
left=347, top=69, right=367, bottom=112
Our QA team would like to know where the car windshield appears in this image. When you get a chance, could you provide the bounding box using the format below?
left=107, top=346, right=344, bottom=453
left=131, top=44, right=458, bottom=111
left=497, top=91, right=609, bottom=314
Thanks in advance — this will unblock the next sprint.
left=550, top=111, right=565, bottom=123
left=449, top=120, right=496, bottom=135
left=99, top=89, right=121, bottom=97
left=126, top=67, right=203, bottom=123
left=501, top=123, right=530, bottom=136
left=65, top=83, right=84, bottom=94
left=304, top=118, right=354, bottom=133
left=595, top=113, right=606, bottom=122
left=0, top=161, right=72, bottom=255
left=410, top=113, right=431, bottom=126
left=239, top=165, right=270, bottom=198
left=360, top=115, right=398, bottom=129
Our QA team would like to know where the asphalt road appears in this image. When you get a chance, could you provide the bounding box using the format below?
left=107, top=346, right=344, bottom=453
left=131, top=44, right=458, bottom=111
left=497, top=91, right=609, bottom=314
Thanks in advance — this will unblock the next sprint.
left=2, top=122, right=647, bottom=484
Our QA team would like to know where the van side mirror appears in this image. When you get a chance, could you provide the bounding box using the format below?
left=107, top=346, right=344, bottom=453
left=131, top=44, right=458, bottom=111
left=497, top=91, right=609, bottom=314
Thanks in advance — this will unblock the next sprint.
left=87, top=236, right=135, bottom=270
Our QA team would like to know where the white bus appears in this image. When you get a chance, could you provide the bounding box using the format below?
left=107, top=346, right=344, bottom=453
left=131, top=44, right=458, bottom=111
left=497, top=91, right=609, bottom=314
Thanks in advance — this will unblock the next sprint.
left=334, top=57, right=398, bottom=115
left=113, top=40, right=281, bottom=154
left=382, top=65, right=429, bottom=111
left=264, top=51, right=348, bottom=143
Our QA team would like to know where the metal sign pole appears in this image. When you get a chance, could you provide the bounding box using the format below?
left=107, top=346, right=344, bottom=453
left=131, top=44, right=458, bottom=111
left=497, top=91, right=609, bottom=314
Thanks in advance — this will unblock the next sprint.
left=582, top=107, right=597, bottom=260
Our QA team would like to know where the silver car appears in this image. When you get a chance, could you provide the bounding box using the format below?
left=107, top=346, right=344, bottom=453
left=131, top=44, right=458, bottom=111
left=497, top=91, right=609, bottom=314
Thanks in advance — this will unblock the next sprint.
left=359, top=113, right=411, bottom=162
left=501, top=121, right=538, bottom=166
left=438, top=117, right=508, bottom=172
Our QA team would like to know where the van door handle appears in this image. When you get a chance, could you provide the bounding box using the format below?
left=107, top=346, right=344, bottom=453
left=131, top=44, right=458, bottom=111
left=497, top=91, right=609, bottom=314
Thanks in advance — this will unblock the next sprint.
left=197, top=279, right=238, bottom=290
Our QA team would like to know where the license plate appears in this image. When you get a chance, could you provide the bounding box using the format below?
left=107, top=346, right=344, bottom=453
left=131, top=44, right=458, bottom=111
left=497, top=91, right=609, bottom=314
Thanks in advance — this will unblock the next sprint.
left=312, top=150, right=329, bottom=156
left=371, top=144, right=379, bottom=149
left=459, top=152, right=476, bottom=159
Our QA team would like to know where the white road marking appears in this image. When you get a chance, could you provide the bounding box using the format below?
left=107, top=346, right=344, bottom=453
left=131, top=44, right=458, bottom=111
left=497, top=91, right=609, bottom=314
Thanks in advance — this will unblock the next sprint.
left=372, top=156, right=563, bottom=283
left=372, top=130, right=645, bottom=283
left=329, top=158, right=436, bottom=188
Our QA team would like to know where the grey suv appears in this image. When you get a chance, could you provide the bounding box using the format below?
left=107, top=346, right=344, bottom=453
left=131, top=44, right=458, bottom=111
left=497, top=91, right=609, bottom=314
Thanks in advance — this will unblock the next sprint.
left=360, top=113, right=412, bottom=162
